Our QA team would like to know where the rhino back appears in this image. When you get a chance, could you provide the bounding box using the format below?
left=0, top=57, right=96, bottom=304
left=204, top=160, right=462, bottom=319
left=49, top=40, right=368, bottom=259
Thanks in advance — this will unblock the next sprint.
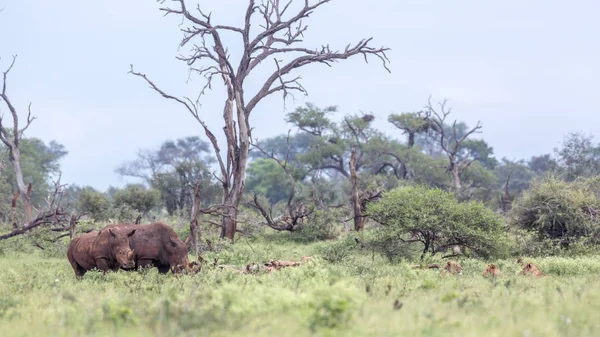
left=109, top=222, right=183, bottom=267
left=108, top=223, right=166, bottom=263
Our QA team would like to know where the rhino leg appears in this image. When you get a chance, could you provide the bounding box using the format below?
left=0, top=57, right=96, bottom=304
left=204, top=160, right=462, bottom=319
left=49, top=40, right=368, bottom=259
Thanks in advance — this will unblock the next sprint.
left=137, top=258, right=155, bottom=270
left=95, top=258, right=111, bottom=274
left=75, top=265, right=87, bottom=278
left=138, top=258, right=169, bottom=274
left=71, top=262, right=87, bottom=279
left=157, top=264, right=171, bottom=274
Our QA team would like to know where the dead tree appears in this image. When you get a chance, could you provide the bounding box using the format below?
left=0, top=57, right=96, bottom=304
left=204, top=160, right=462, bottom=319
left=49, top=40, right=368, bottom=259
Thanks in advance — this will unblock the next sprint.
left=249, top=131, right=312, bottom=231
left=0, top=55, right=36, bottom=223
left=0, top=174, right=68, bottom=241
left=130, top=0, right=390, bottom=241
left=426, top=97, right=482, bottom=194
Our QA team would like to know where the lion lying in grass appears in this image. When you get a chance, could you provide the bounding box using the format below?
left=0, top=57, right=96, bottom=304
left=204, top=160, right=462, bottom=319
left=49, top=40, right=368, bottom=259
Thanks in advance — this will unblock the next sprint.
left=443, top=261, right=463, bottom=274
left=482, top=263, right=501, bottom=278
left=520, top=261, right=543, bottom=277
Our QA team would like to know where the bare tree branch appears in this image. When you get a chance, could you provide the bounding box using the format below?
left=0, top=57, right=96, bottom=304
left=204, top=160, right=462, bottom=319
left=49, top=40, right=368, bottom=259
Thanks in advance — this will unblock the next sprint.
left=249, top=130, right=313, bottom=231
left=0, top=208, right=68, bottom=241
left=425, top=96, right=483, bottom=193
left=246, top=38, right=390, bottom=113
left=0, top=176, right=69, bottom=241
left=133, top=0, right=389, bottom=240
left=128, top=65, right=228, bottom=185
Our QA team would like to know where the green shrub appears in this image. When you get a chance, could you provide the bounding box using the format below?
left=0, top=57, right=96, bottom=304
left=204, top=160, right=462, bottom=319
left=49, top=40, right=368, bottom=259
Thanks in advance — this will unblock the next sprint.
left=355, top=229, right=415, bottom=263
left=510, top=229, right=600, bottom=258
left=320, top=234, right=356, bottom=263
left=107, top=204, right=138, bottom=223
left=366, top=184, right=508, bottom=260
left=112, top=184, right=161, bottom=216
left=292, top=208, right=342, bottom=242
left=76, top=187, right=110, bottom=221
left=308, top=283, right=362, bottom=332
left=509, top=175, right=600, bottom=242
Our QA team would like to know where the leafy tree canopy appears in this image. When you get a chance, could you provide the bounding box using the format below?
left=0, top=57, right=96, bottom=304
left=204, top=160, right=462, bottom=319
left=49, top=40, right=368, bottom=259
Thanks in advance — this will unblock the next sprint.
left=367, top=184, right=508, bottom=259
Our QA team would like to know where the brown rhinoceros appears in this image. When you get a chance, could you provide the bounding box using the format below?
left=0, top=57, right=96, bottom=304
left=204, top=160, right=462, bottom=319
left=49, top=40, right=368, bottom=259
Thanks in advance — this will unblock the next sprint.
left=67, top=226, right=137, bottom=278
left=105, top=222, right=190, bottom=274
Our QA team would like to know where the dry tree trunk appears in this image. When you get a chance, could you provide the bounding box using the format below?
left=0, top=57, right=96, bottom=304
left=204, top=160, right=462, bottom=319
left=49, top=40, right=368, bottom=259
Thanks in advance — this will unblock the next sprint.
left=12, top=150, right=33, bottom=223
left=451, top=168, right=462, bottom=193
left=221, top=192, right=240, bottom=240
left=501, top=171, right=513, bottom=214
left=189, top=181, right=202, bottom=253
left=69, top=213, right=78, bottom=240
left=11, top=190, right=20, bottom=228
left=350, top=147, right=365, bottom=231
left=408, top=132, right=415, bottom=148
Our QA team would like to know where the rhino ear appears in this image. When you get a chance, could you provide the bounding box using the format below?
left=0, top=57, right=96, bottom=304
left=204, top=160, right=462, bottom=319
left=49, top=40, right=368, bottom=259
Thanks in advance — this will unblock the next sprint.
left=128, top=229, right=136, bottom=237
left=108, top=228, right=116, bottom=238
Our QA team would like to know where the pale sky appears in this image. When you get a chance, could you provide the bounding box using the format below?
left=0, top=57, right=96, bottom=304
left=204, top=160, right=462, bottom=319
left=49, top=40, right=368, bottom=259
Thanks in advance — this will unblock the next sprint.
left=1, top=0, right=599, bottom=191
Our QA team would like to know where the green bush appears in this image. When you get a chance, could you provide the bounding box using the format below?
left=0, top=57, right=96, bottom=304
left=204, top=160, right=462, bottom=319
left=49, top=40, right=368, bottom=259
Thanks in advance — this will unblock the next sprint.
left=308, top=283, right=361, bottom=332
left=112, top=184, right=161, bottom=216
left=320, top=234, right=356, bottom=263
left=77, top=187, right=110, bottom=221
left=510, top=228, right=600, bottom=258
left=291, top=208, right=342, bottom=242
left=366, top=184, right=508, bottom=260
left=509, top=175, right=600, bottom=241
left=355, top=229, right=415, bottom=263
left=108, top=204, right=138, bottom=223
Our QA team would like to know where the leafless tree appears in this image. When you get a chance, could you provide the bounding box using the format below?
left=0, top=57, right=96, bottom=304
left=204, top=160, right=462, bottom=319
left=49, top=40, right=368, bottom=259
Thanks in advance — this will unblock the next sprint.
left=426, top=97, right=482, bottom=194
left=0, top=53, right=71, bottom=240
left=0, top=55, right=36, bottom=223
left=249, top=131, right=312, bottom=231
left=130, top=0, right=390, bottom=241
left=0, top=174, right=69, bottom=241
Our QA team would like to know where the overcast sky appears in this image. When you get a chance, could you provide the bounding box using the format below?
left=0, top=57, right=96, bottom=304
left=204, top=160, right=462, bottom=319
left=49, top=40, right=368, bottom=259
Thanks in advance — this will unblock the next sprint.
left=1, top=0, right=599, bottom=191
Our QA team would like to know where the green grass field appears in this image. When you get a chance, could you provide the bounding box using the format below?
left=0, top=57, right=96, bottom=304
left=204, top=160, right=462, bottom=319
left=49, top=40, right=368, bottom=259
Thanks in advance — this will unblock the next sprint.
left=1, top=234, right=599, bottom=337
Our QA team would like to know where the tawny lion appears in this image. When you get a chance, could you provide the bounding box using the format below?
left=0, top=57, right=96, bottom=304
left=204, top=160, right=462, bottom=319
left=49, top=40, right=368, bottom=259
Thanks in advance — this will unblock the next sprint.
left=482, top=263, right=502, bottom=278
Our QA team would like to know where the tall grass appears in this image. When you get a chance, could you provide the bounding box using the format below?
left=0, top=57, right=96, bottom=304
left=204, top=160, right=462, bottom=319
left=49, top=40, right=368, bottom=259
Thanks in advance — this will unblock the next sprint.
left=1, top=234, right=600, bottom=336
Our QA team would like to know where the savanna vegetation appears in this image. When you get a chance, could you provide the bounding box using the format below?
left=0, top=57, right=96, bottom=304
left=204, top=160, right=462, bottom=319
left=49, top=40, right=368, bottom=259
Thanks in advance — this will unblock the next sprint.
left=1, top=1, right=600, bottom=336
